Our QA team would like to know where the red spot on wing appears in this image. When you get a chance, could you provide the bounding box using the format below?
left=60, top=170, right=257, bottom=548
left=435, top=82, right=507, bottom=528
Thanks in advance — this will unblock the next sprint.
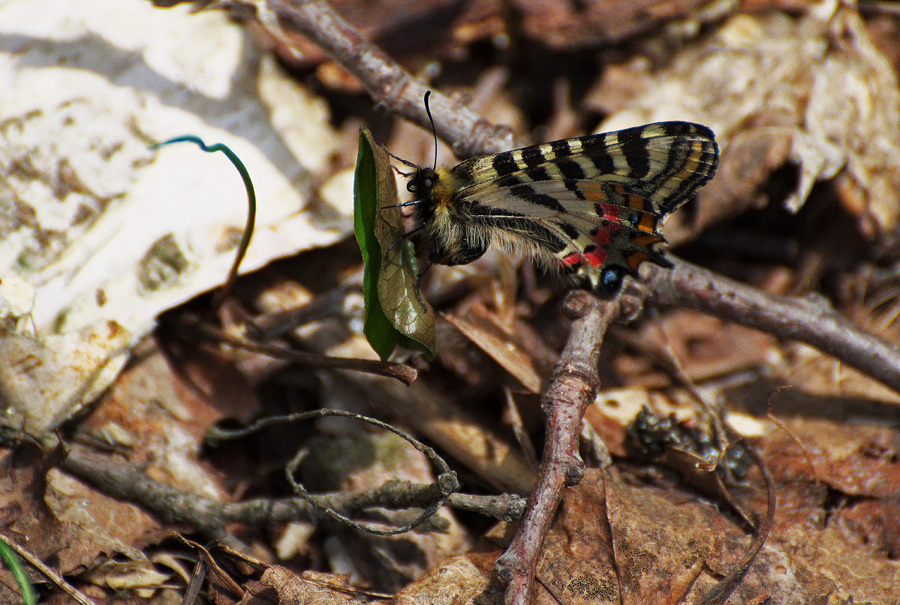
left=598, top=204, right=621, bottom=220
left=583, top=246, right=608, bottom=267
left=592, top=228, right=611, bottom=246
left=562, top=243, right=609, bottom=269
left=561, top=252, right=583, bottom=268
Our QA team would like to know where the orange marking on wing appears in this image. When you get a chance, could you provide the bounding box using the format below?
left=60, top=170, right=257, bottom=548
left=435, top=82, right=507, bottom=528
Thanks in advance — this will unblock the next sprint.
left=626, top=250, right=651, bottom=270
left=575, top=182, right=609, bottom=203
left=631, top=233, right=665, bottom=248
left=637, top=213, right=658, bottom=233
left=627, top=194, right=645, bottom=210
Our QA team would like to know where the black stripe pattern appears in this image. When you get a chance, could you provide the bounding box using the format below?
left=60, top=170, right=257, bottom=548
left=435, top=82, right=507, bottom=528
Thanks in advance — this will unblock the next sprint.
left=407, top=120, right=719, bottom=295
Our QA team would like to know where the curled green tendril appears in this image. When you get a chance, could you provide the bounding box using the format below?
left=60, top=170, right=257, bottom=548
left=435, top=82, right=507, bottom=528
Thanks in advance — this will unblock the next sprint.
left=150, top=136, right=256, bottom=306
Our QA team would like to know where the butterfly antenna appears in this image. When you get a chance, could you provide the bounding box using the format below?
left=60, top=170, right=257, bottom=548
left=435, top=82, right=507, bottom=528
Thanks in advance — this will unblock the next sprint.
left=424, top=91, right=438, bottom=172
left=381, top=199, right=423, bottom=210
left=384, top=147, right=418, bottom=175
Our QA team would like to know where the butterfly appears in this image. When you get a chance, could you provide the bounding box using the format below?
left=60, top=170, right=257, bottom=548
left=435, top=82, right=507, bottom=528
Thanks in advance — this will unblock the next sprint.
left=400, top=115, right=719, bottom=296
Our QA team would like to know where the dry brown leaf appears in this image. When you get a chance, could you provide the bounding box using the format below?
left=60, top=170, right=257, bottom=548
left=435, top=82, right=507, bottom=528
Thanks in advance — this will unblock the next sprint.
left=0, top=445, right=67, bottom=600
left=0, top=322, right=131, bottom=435
left=75, top=347, right=231, bottom=494
left=535, top=471, right=736, bottom=603
left=244, top=566, right=360, bottom=604
left=41, top=346, right=229, bottom=580
left=444, top=303, right=543, bottom=394
left=270, top=0, right=724, bottom=82
left=534, top=466, right=900, bottom=603
left=763, top=417, right=900, bottom=498
left=46, top=469, right=166, bottom=576
left=38, top=344, right=235, bottom=589
left=597, top=2, right=900, bottom=241
left=612, top=309, right=778, bottom=388
left=779, top=340, right=900, bottom=409
left=392, top=553, right=492, bottom=604
left=753, top=417, right=900, bottom=600
left=81, top=559, right=171, bottom=594
left=462, top=0, right=721, bottom=49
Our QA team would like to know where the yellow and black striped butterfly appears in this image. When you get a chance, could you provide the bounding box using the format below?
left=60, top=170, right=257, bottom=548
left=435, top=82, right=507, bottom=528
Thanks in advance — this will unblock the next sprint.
left=403, top=118, right=719, bottom=295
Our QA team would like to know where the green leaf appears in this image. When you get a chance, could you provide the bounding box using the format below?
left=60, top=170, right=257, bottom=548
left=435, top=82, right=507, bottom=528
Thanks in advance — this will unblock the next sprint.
left=0, top=538, right=37, bottom=605
left=354, top=128, right=435, bottom=360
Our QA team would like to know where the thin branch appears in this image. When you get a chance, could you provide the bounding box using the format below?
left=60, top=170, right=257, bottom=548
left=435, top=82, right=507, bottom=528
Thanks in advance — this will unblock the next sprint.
left=647, top=256, right=900, bottom=395
left=172, top=314, right=418, bottom=385
left=60, top=444, right=526, bottom=538
left=487, top=291, right=620, bottom=604
left=238, top=0, right=517, bottom=157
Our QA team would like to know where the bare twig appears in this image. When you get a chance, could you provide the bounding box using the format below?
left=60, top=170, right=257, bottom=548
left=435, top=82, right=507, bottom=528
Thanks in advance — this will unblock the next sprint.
left=647, top=256, right=900, bottom=395
left=859, top=0, right=900, bottom=17
left=239, top=0, right=517, bottom=157
left=172, top=314, right=418, bottom=385
left=171, top=535, right=245, bottom=598
left=487, top=291, right=620, bottom=604
left=60, top=444, right=526, bottom=538
left=243, top=408, right=461, bottom=537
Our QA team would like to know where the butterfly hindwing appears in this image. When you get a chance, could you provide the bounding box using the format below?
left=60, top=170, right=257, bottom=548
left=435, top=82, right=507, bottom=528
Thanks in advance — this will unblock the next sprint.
left=459, top=178, right=669, bottom=293
left=408, top=121, right=719, bottom=295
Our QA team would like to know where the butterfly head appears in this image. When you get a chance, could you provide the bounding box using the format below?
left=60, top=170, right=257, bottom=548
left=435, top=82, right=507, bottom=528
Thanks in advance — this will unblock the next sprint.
left=406, top=165, right=461, bottom=215
left=407, top=166, right=438, bottom=201
left=403, top=164, right=488, bottom=266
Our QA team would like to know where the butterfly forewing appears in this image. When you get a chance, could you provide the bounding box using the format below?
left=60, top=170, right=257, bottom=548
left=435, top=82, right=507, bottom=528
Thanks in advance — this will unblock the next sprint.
left=410, top=121, right=719, bottom=295
left=454, top=122, right=717, bottom=213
